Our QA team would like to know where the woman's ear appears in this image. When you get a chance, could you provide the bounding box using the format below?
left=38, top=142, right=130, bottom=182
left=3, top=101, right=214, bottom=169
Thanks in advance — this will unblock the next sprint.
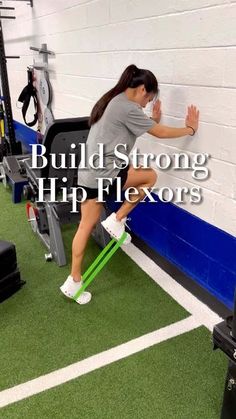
left=140, top=84, right=148, bottom=96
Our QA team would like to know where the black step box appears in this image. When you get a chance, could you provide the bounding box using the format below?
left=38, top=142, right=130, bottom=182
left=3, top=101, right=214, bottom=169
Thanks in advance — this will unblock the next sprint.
left=0, top=240, right=25, bottom=302
left=0, top=240, right=17, bottom=280
left=0, top=269, right=23, bottom=302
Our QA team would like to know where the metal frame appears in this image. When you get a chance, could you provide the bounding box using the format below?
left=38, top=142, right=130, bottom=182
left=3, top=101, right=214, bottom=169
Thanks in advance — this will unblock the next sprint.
left=30, top=43, right=55, bottom=70
left=0, top=2, right=31, bottom=157
left=0, top=1, right=33, bottom=7
left=0, top=19, right=18, bottom=154
left=29, top=198, right=110, bottom=267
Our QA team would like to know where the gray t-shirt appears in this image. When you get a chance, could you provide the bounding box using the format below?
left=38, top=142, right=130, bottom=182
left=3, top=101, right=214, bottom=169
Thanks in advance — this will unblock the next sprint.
left=77, top=91, right=156, bottom=188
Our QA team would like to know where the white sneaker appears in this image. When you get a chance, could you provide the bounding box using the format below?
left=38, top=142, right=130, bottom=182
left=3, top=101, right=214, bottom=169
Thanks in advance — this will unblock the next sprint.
left=60, top=275, right=91, bottom=305
left=101, top=212, right=131, bottom=244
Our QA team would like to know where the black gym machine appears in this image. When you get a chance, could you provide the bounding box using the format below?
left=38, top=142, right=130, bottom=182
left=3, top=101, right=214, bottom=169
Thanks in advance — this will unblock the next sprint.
left=24, top=116, right=110, bottom=266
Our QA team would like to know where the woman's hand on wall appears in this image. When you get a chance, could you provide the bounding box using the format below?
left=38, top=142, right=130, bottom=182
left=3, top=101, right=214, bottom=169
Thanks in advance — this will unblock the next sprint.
left=148, top=103, right=200, bottom=139
left=185, top=105, right=199, bottom=133
left=152, top=99, right=162, bottom=123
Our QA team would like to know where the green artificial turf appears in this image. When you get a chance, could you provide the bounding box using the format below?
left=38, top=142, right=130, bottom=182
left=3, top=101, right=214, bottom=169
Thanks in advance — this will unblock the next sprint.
left=0, top=327, right=227, bottom=419
left=0, top=185, right=189, bottom=390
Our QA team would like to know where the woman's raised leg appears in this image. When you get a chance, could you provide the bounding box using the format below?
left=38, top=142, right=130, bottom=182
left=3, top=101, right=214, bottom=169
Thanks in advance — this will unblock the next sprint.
left=101, top=166, right=157, bottom=242
left=116, top=165, right=157, bottom=220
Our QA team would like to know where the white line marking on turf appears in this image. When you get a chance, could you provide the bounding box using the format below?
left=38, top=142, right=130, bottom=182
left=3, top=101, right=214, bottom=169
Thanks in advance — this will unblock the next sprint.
left=122, top=243, right=223, bottom=331
left=0, top=315, right=199, bottom=408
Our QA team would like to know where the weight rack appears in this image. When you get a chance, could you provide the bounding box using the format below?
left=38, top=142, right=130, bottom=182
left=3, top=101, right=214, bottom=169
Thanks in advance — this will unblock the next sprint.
left=0, top=0, right=33, bottom=158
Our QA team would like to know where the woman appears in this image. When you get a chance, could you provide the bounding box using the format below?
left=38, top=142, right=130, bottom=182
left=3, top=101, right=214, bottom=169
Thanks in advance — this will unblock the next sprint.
left=60, top=64, right=199, bottom=304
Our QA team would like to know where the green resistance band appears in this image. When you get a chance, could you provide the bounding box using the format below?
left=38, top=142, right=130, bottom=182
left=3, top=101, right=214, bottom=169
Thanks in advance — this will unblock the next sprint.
left=73, top=232, right=128, bottom=301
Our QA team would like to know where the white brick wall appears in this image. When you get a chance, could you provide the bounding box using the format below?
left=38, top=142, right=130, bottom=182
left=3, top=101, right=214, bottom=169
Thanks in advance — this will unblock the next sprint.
left=2, top=0, right=236, bottom=236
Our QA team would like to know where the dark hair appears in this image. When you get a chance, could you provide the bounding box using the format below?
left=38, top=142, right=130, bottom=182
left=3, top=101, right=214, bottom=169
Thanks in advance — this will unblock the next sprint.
left=89, top=64, right=158, bottom=126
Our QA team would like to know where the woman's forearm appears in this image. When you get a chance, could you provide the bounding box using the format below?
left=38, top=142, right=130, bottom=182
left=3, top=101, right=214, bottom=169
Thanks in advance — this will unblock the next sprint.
left=148, top=123, right=194, bottom=139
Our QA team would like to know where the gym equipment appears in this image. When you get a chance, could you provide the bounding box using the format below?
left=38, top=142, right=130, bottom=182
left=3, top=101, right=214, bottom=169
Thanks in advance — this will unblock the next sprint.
left=24, top=117, right=110, bottom=266
left=30, top=43, right=55, bottom=128
left=0, top=240, right=25, bottom=302
left=213, top=293, right=236, bottom=418
left=39, top=72, right=52, bottom=105
left=1, top=155, right=29, bottom=202
left=0, top=162, right=6, bottom=186
left=17, top=67, right=39, bottom=128
left=74, top=232, right=128, bottom=300
left=0, top=8, right=25, bottom=156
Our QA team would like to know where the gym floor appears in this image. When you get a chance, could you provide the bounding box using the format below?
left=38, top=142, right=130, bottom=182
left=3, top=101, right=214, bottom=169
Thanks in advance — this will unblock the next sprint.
left=0, top=184, right=227, bottom=418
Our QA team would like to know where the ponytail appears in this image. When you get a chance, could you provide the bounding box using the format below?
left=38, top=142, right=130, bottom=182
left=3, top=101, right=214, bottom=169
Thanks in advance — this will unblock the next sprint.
left=89, top=64, right=158, bottom=126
